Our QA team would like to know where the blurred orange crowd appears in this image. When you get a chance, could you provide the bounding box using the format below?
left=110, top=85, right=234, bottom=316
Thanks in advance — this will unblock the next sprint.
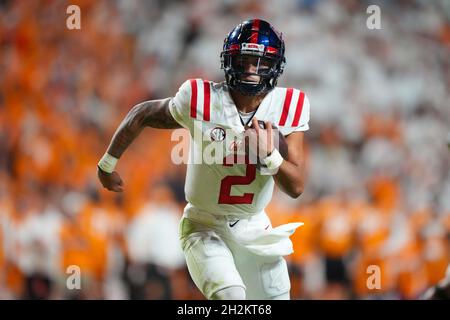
left=1, top=0, right=449, bottom=300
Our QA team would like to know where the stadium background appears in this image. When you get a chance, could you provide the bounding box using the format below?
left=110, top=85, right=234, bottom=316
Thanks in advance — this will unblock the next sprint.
left=1, top=0, right=449, bottom=300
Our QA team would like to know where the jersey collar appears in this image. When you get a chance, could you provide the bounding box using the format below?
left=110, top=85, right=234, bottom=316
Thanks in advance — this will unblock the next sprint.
left=222, top=84, right=273, bottom=129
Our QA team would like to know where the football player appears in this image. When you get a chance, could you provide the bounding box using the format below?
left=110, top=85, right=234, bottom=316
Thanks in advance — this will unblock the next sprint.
left=97, top=19, right=310, bottom=300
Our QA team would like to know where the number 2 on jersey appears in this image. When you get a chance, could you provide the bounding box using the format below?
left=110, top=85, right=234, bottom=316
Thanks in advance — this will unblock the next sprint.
left=218, top=155, right=256, bottom=204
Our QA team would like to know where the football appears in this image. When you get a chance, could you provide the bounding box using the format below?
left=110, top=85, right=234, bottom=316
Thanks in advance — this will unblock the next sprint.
left=245, top=120, right=289, bottom=168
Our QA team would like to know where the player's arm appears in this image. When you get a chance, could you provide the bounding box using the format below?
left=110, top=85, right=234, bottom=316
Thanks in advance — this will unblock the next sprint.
left=106, top=98, right=180, bottom=157
left=273, top=131, right=306, bottom=198
left=97, top=98, right=181, bottom=192
left=249, top=117, right=306, bottom=198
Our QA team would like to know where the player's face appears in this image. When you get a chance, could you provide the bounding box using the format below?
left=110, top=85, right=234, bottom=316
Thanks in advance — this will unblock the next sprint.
left=232, top=55, right=274, bottom=83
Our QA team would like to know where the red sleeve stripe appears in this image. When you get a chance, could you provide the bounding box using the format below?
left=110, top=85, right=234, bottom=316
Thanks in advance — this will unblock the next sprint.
left=190, top=79, right=198, bottom=118
left=291, top=91, right=305, bottom=127
left=203, top=80, right=211, bottom=121
left=249, top=19, right=260, bottom=44
left=279, top=88, right=293, bottom=126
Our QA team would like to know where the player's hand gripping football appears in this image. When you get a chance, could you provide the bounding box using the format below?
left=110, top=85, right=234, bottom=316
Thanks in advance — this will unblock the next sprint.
left=245, top=117, right=275, bottom=159
left=97, top=167, right=124, bottom=192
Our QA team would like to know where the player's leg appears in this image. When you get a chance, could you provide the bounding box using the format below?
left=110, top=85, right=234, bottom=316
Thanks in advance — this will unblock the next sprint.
left=224, top=212, right=292, bottom=300
left=211, top=286, right=246, bottom=300
left=181, top=227, right=246, bottom=300
left=270, top=289, right=290, bottom=300
left=245, top=255, right=291, bottom=300
left=227, top=239, right=291, bottom=300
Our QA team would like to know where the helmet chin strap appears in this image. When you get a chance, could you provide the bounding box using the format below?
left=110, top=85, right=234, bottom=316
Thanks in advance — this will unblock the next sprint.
left=236, top=82, right=266, bottom=96
left=227, top=73, right=271, bottom=96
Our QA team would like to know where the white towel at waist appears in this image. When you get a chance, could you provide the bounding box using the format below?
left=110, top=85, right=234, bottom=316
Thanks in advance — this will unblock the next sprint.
left=181, top=203, right=304, bottom=257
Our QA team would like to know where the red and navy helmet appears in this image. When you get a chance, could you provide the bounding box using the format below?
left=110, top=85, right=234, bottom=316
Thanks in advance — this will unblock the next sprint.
left=220, top=19, right=286, bottom=96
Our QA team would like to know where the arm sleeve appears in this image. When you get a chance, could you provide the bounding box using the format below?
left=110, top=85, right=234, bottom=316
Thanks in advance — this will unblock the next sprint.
left=168, top=80, right=193, bottom=131
left=278, top=93, right=311, bottom=136
left=293, top=94, right=310, bottom=132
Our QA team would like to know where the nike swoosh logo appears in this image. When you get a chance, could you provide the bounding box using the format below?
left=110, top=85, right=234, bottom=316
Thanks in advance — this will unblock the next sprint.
left=229, top=220, right=239, bottom=227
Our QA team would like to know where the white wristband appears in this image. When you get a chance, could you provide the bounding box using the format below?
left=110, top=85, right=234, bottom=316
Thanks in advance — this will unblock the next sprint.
left=98, top=153, right=118, bottom=174
left=260, top=148, right=284, bottom=176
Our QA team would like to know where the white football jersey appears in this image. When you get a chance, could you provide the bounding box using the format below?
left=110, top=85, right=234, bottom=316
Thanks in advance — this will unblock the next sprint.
left=169, top=79, right=310, bottom=218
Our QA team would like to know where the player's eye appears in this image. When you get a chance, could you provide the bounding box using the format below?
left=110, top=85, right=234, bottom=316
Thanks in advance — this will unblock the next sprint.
left=232, top=56, right=257, bottom=68
left=258, top=60, right=271, bottom=70
left=257, top=58, right=276, bottom=73
left=243, top=56, right=259, bottom=66
left=231, top=55, right=275, bottom=73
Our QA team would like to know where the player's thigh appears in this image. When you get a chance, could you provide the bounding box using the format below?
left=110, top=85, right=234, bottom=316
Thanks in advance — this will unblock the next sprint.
left=182, top=231, right=245, bottom=300
left=232, top=245, right=291, bottom=300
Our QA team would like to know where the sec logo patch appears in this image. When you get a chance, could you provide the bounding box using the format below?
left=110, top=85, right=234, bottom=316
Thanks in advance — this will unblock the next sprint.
left=210, top=127, right=226, bottom=142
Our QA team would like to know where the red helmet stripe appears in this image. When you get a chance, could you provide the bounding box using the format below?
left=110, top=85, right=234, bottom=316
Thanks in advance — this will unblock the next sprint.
left=249, top=19, right=260, bottom=43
